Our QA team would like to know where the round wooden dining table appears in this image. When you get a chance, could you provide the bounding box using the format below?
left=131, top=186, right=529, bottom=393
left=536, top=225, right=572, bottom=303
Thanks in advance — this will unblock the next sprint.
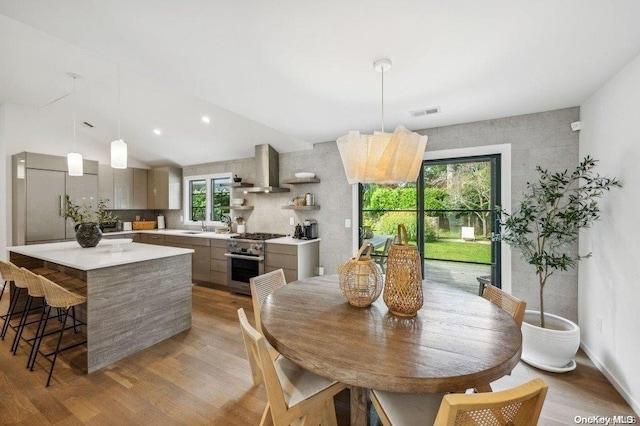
left=260, top=274, right=522, bottom=426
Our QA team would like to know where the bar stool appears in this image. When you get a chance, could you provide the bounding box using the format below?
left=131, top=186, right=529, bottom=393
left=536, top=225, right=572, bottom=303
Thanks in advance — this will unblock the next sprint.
left=33, top=275, right=87, bottom=387
left=0, top=260, right=13, bottom=302
left=1, top=261, right=62, bottom=341
left=1, top=262, right=35, bottom=340
left=12, top=268, right=69, bottom=366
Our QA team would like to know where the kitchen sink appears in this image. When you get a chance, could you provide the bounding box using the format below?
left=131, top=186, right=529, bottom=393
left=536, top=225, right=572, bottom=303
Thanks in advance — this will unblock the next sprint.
left=181, top=231, right=203, bottom=234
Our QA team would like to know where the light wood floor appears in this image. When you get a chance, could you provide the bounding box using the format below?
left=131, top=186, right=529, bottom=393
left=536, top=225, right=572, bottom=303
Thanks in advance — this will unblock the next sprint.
left=0, top=285, right=635, bottom=425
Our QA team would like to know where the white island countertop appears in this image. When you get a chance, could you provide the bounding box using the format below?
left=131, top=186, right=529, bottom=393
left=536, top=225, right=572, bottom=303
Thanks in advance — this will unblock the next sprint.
left=7, top=240, right=194, bottom=271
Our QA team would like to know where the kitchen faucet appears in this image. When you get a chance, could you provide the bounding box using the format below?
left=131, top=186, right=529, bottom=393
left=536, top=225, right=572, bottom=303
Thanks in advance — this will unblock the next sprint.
left=201, top=219, right=207, bottom=232
left=223, top=215, right=232, bottom=232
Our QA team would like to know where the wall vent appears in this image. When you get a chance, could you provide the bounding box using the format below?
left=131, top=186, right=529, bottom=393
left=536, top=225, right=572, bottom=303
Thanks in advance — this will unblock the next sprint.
left=409, top=106, right=440, bottom=117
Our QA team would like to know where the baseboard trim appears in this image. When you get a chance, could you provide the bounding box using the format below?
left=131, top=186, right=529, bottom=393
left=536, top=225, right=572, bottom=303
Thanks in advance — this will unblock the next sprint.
left=580, top=342, right=640, bottom=415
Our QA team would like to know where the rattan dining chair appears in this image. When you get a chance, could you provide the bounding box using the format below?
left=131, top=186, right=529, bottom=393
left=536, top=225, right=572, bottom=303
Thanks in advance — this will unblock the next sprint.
left=246, top=269, right=287, bottom=385
left=371, top=378, right=548, bottom=426
left=482, top=284, right=526, bottom=328
left=250, top=269, right=287, bottom=334
left=34, top=275, right=87, bottom=387
left=474, top=284, right=527, bottom=393
left=372, top=237, right=395, bottom=273
left=237, top=308, right=346, bottom=426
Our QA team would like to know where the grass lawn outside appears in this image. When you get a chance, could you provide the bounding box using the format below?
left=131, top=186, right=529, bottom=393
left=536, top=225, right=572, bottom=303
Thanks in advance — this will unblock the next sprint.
left=425, top=239, right=491, bottom=264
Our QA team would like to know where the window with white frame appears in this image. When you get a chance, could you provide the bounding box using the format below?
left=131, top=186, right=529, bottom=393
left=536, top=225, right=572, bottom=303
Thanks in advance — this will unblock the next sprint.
left=183, top=173, right=232, bottom=225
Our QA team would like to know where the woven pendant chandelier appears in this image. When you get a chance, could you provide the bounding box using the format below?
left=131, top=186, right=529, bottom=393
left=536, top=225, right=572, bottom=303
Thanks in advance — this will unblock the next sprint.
left=337, top=59, right=427, bottom=185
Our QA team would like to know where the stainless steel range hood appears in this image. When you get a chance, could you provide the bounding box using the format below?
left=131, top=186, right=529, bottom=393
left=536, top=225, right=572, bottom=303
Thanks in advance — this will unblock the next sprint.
left=244, top=144, right=290, bottom=193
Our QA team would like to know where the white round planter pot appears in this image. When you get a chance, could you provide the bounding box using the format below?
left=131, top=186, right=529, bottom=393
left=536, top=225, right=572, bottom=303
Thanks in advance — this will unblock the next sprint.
left=521, top=310, right=580, bottom=373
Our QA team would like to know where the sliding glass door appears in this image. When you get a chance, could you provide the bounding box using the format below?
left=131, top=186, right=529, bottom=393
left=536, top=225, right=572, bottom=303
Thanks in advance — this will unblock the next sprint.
left=359, top=154, right=501, bottom=292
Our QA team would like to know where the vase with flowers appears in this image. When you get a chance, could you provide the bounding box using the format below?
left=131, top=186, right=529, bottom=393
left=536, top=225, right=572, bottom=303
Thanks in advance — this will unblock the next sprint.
left=61, top=196, right=117, bottom=247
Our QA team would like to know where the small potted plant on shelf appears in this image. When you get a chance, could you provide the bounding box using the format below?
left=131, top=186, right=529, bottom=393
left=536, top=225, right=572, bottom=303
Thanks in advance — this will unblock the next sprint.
left=61, top=196, right=118, bottom=247
left=497, top=156, right=620, bottom=372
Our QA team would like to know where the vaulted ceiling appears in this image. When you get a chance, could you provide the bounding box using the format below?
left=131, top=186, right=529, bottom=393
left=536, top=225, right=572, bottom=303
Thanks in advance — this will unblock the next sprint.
left=2, top=1, right=640, bottom=166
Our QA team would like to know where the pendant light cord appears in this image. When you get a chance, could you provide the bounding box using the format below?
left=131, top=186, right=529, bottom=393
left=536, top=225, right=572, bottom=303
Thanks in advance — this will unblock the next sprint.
left=73, top=75, right=77, bottom=151
left=117, top=64, right=121, bottom=140
left=381, top=66, right=385, bottom=133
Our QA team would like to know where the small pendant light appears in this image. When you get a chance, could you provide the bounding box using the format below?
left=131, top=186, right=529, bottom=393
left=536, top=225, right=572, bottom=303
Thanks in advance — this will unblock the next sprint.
left=67, top=73, right=83, bottom=177
left=111, top=64, right=128, bottom=169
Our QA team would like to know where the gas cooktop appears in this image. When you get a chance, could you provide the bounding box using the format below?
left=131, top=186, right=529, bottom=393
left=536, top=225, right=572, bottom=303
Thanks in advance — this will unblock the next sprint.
left=231, top=233, right=286, bottom=241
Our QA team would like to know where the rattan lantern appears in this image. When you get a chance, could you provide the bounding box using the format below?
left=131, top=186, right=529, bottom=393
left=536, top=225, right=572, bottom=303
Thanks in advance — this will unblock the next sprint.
left=338, top=243, right=384, bottom=308
left=383, top=224, right=423, bottom=317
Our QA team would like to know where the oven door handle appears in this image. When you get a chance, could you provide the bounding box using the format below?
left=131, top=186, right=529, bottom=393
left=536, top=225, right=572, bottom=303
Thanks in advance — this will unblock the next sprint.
left=224, top=253, right=264, bottom=262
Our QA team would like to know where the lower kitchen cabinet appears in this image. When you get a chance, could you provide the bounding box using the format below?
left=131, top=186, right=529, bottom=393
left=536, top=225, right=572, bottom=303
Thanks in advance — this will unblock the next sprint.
left=140, top=233, right=165, bottom=245
left=265, top=241, right=319, bottom=283
left=138, top=233, right=227, bottom=286
left=164, top=235, right=211, bottom=282
left=210, top=239, right=228, bottom=286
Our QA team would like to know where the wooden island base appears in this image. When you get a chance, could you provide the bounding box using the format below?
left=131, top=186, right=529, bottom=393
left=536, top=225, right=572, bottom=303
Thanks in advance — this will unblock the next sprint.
left=9, top=242, right=193, bottom=373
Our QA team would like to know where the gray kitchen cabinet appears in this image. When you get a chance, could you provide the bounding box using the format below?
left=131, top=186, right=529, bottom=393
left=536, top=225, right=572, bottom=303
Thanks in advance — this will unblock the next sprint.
left=65, top=172, right=99, bottom=238
left=164, top=235, right=211, bottom=282
left=148, top=166, right=182, bottom=210
left=133, top=168, right=148, bottom=209
left=13, top=152, right=99, bottom=245
left=100, top=166, right=148, bottom=210
left=114, top=168, right=133, bottom=209
left=98, top=164, right=114, bottom=209
left=25, top=168, right=67, bottom=242
left=210, top=239, right=228, bottom=285
left=140, top=233, right=165, bottom=245
left=265, top=241, right=319, bottom=283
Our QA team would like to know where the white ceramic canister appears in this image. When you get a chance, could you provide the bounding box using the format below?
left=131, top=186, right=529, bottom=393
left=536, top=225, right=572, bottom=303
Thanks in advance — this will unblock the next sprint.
left=305, top=193, right=314, bottom=206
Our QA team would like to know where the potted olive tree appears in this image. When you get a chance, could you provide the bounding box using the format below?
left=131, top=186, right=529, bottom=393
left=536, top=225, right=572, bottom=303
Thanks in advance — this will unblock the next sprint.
left=498, top=156, right=620, bottom=371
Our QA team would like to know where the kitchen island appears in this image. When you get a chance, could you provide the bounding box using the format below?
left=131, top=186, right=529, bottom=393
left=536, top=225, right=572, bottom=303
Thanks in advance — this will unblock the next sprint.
left=7, top=240, right=193, bottom=373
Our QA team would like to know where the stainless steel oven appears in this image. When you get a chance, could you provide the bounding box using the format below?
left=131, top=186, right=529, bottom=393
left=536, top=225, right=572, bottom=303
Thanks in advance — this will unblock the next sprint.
left=225, top=233, right=284, bottom=295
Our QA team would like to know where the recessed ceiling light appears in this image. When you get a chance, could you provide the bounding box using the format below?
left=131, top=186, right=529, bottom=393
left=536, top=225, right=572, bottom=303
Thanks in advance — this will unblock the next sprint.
left=153, top=128, right=162, bottom=135
left=201, top=116, right=211, bottom=124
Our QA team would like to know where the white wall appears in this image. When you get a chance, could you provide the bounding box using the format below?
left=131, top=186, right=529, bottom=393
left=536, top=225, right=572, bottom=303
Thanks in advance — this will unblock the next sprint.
left=420, top=108, right=580, bottom=321
left=1, top=103, right=148, bottom=252
left=579, top=53, right=640, bottom=413
left=0, top=105, right=7, bottom=261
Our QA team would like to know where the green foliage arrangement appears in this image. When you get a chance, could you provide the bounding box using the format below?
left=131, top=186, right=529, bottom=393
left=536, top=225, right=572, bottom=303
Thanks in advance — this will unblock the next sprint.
left=498, top=156, right=620, bottom=328
left=61, top=195, right=118, bottom=224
